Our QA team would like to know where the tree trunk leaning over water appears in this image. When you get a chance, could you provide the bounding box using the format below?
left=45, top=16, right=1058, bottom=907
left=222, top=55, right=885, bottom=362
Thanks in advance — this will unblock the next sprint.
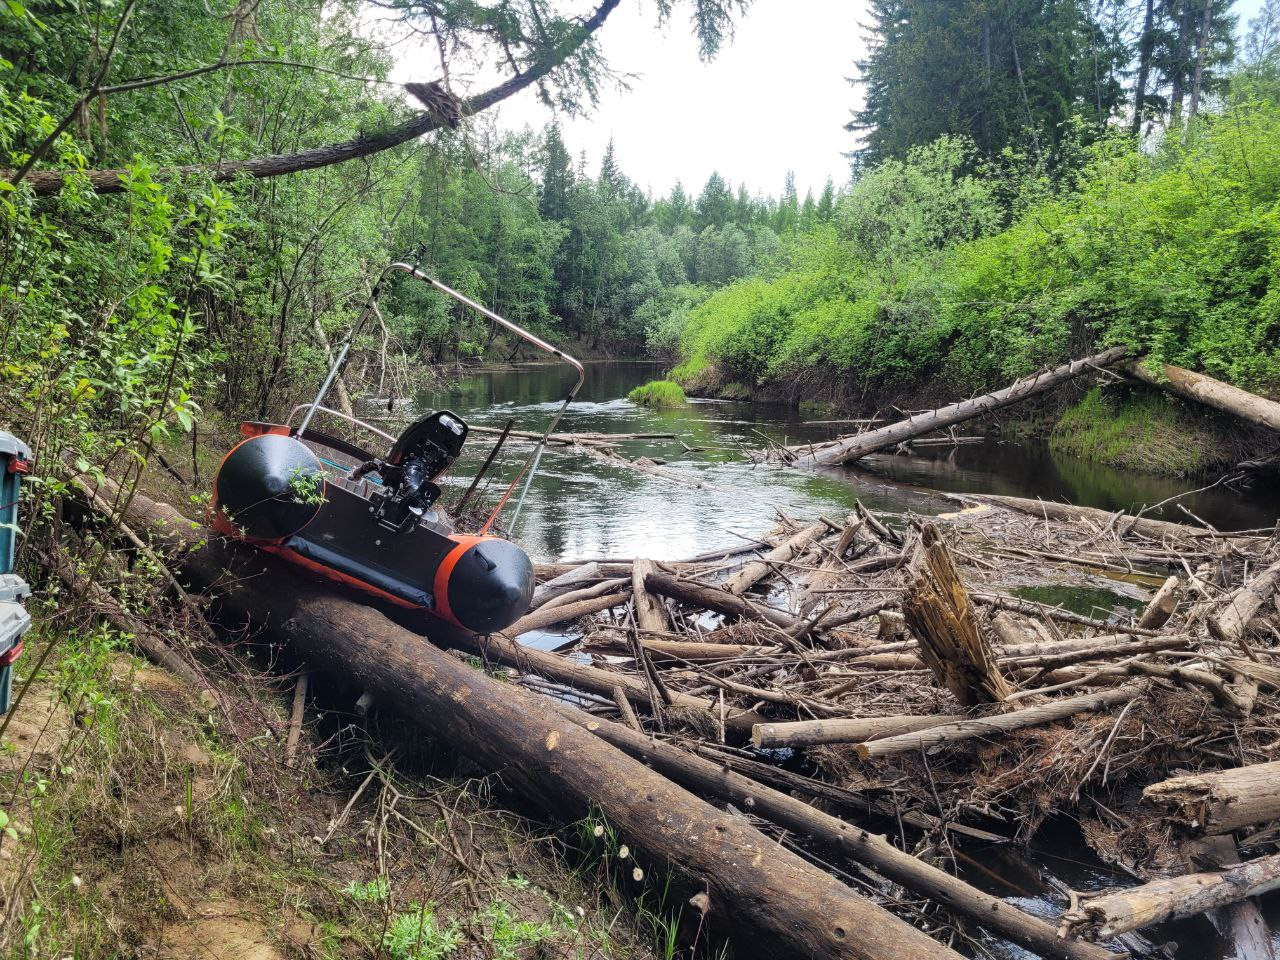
left=107, top=487, right=957, bottom=960
left=1124, top=360, right=1280, bottom=432
left=785, top=346, right=1132, bottom=466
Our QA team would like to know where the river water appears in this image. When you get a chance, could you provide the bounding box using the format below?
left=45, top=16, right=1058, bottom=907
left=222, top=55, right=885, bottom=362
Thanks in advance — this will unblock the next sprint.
left=402, top=360, right=1279, bottom=959
left=412, top=360, right=1278, bottom=564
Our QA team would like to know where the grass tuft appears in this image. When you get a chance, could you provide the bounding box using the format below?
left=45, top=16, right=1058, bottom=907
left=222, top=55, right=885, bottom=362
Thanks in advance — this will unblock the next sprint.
left=628, top=380, right=687, bottom=409
left=1050, top=387, right=1223, bottom=476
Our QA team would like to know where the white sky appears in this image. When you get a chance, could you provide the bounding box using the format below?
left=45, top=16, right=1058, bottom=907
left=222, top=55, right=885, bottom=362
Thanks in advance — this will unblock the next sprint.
left=387, top=0, right=867, bottom=200
left=383, top=0, right=1269, bottom=202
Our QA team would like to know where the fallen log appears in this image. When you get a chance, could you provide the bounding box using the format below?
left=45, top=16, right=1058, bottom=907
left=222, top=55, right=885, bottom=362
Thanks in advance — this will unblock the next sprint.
left=115, top=490, right=945, bottom=960
left=723, top=521, right=828, bottom=596
left=1124, top=360, right=1280, bottom=432
left=1143, top=761, right=1280, bottom=836
left=856, top=685, right=1143, bottom=760
left=1059, top=851, right=1280, bottom=941
left=786, top=347, right=1131, bottom=466
left=903, top=523, right=1012, bottom=706
left=530, top=562, right=603, bottom=609
left=503, top=590, right=631, bottom=637
left=562, top=708, right=1121, bottom=960
left=48, top=541, right=208, bottom=691
left=644, top=571, right=799, bottom=630
left=533, top=578, right=629, bottom=614
left=971, top=494, right=1230, bottom=541
left=752, top=715, right=967, bottom=750
left=1210, top=558, right=1280, bottom=652
left=587, top=636, right=780, bottom=662
left=1183, top=836, right=1276, bottom=960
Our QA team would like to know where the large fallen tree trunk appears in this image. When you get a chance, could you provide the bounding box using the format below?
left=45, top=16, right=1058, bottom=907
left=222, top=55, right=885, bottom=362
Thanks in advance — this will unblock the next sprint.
left=1143, top=761, right=1280, bottom=836
left=786, top=347, right=1131, bottom=466
left=856, top=685, right=1144, bottom=760
left=113, top=489, right=954, bottom=960
left=1059, top=851, right=1280, bottom=941
left=1124, top=361, right=1280, bottom=432
left=561, top=708, right=1121, bottom=960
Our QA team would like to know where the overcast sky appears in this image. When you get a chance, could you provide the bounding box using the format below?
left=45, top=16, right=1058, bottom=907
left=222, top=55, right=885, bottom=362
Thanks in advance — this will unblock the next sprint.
left=385, top=0, right=1269, bottom=202
left=387, top=0, right=865, bottom=200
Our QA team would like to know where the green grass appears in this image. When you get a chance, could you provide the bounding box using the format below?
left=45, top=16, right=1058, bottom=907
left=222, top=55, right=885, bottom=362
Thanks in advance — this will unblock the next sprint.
left=628, top=380, right=687, bottom=409
left=1049, top=387, right=1223, bottom=476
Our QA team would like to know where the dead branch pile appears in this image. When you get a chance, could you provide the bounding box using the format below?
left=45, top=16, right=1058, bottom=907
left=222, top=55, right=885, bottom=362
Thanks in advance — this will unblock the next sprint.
left=496, top=494, right=1280, bottom=954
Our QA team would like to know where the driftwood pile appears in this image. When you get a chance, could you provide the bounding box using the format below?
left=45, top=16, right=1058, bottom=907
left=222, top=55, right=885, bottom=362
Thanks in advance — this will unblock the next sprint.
left=490, top=492, right=1280, bottom=958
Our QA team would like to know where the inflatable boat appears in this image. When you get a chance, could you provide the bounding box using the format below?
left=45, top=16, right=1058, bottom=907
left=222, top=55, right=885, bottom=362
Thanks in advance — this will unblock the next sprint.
left=209, top=262, right=583, bottom=634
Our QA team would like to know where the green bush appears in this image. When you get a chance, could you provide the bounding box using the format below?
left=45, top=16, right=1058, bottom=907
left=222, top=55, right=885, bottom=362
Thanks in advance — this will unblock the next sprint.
left=671, top=99, right=1280, bottom=399
left=627, top=380, right=687, bottom=409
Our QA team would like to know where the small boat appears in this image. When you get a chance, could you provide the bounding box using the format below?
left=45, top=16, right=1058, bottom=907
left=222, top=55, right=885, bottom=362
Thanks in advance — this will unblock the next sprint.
left=209, top=262, right=583, bottom=634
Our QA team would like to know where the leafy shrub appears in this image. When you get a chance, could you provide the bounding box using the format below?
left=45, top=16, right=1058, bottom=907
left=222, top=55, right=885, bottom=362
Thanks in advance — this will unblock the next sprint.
left=671, top=99, right=1280, bottom=398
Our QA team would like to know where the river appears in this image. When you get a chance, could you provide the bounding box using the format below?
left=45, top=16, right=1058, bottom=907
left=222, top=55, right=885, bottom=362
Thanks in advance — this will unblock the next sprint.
left=401, top=359, right=1279, bottom=959
left=412, top=360, right=1278, bottom=563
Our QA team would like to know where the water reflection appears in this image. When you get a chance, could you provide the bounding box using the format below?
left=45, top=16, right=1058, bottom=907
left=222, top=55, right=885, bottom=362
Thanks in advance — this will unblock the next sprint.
left=398, top=361, right=1279, bottom=562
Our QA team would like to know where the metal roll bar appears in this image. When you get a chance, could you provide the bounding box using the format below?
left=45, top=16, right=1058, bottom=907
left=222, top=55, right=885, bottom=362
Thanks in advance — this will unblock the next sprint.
left=296, top=261, right=585, bottom=531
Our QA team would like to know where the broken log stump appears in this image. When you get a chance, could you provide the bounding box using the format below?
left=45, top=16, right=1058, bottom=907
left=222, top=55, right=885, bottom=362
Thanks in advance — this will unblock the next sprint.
left=903, top=522, right=1012, bottom=706
left=1138, top=575, right=1183, bottom=630
left=631, top=558, right=669, bottom=633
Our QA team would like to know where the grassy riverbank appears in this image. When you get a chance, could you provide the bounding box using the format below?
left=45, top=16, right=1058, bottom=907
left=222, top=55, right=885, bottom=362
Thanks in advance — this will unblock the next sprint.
left=1048, top=388, right=1230, bottom=476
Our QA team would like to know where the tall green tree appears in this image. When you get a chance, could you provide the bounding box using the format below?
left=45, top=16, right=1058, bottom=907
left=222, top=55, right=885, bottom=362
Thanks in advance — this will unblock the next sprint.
left=851, top=0, right=1128, bottom=165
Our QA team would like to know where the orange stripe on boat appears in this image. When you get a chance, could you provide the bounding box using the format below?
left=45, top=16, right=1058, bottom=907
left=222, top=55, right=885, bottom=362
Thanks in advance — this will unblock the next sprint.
left=433, top=535, right=489, bottom=628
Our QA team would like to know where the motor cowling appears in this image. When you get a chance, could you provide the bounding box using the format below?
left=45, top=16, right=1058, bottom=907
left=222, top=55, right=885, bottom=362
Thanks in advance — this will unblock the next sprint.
left=212, top=434, right=326, bottom=542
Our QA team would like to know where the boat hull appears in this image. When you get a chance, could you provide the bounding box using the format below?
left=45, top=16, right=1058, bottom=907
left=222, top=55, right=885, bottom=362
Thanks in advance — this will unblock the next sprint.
left=211, top=430, right=533, bottom=634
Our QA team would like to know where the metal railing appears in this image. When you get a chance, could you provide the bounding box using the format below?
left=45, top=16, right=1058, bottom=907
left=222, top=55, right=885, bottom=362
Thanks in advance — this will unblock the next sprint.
left=295, top=261, right=584, bottom=532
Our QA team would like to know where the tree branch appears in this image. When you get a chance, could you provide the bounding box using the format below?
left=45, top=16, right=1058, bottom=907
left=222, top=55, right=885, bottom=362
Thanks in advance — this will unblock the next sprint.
left=8, top=0, right=623, bottom=197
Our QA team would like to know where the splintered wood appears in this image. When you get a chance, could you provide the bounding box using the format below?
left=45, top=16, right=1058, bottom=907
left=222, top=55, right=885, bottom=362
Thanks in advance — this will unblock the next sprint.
left=902, top=521, right=1012, bottom=705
